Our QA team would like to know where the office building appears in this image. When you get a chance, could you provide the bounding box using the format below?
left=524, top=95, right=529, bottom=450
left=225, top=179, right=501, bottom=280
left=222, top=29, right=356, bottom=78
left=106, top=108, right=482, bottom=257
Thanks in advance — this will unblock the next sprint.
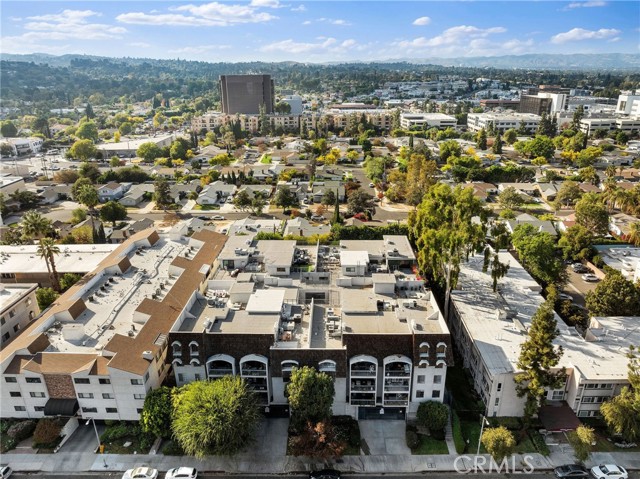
left=220, top=75, right=275, bottom=115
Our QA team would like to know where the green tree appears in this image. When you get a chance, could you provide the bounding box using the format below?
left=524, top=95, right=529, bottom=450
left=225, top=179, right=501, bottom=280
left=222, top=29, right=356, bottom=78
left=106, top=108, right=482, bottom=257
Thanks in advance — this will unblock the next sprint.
left=69, top=140, right=98, bottom=161
left=85, top=103, right=95, bottom=120
left=153, top=178, right=172, bottom=209
left=409, top=184, right=485, bottom=318
left=10, top=190, right=40, bottom=210
left=79, top=162, right=101, bottom=182
left=141, top=386, right=173, bottom=439
left=558, top=225, right=594, bottom=261
left=498, top=186, right=524, bottom=210
left=476, top=128, right=487, bottom=150
left=515, top=302, right=565, bottom=424
left=481, top=426, right=516, bottom=462
left=118, top=122, right=133, bottom=135
left=438, top=140, right=462, bottom=162
left=600, top=345, right=639, bottom=442
left=76, top=184, right=99, bottom=231
left=75, top=121, right=99, bottom=142
left=172, top=377, right=260, bottom=457
left=347, top=190, right=374, bottom=216
left=59, top=273, right=82, bottom=292
left=99, top=200, right=127, bottom=226
left=492, top=133, right=503, bottom=154
left=233, top=190, right=252, bottom=212
left=137, top=142, right=162, bottom=162
left=286, top=366, right=335, bottom=431
left=553, top=181, right=583, bottom=210
left=36, top=287, right=59, bottom=310
left=37, top=238, right=61, bottom=291
left=515, top=135, right=555, bottom=159
left=629, top=222, right=640, bottom=247
left=416, top=401, right=449, bottom=432
left=575, top=193, right=609, bottom=236
left=170, top=139, right=189, bottom=161
left=585, top=271, right=640, bottom=316
left=72, top=177, right=94, bottom=200
left=1, top=121, right=18, bottom=137
left=571, top=105, right=584, bottom=131
left=321, top=189, right=336, bottom=206
left=21, top=211, right=52, bottom=240
left=503, top=129, right=518, bottom=145
left=511, top=224, right=565, bottom=285
left=110, top=157, right=121, bottom=167
left=332, top=189, right=342, bottom=225
left=250, top=193, right=267, bottom=216
left=274, top=187, right=298, bottom=209
left=568, top=425, right=595, bottom=462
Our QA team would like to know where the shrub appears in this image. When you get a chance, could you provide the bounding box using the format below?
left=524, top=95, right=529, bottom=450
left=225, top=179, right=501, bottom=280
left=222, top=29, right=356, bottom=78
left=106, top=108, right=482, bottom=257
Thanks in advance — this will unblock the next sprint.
left=33, top=419, right=62, bottom=447
left=162, top=439, right=185, bottom=456
left=488, top=416, right=521, bottom=430
left=481, top=426, right=516, bottom=462
left=0, top=419, right=13, bottom=434
left=529, top=430, right=550, bottom=456
left=101, top=421, right=131, bottom=443
left=416, top=401, right=449, bottom=433
left=7, top=420, right=36, bottom=441
left=0, top=437, right=17, bottom=453
left=452, top=411, right=466, bottom=454
left=406, top=430, right=419, bottom=449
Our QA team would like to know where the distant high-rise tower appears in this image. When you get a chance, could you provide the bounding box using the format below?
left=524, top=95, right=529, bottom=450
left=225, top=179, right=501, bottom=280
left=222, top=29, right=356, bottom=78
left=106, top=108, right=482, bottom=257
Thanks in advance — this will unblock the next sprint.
left=220, top=74, right=275, bottom=115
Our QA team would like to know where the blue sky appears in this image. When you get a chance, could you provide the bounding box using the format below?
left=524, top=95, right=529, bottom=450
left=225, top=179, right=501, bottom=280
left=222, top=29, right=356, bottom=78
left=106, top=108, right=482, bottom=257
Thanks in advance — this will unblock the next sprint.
left=1, top=1, right=638, bottom=62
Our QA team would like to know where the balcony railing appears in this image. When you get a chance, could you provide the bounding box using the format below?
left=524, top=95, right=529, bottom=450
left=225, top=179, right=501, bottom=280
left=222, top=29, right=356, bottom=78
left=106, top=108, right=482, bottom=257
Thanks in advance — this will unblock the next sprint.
left=384, top=385, right=411, bottom=392
left=241, top=368, right=267, bottom=377
left=384, top=370, right=410, bottom=377
left=351, top=368, right=376, bottom=377
left=384, top=399, right=409, bottom=406
left=351, top=385, right=376, bottom=392
left=351, top=399, right=376, bottom=406
left=208, top=368, right=233, bottom=376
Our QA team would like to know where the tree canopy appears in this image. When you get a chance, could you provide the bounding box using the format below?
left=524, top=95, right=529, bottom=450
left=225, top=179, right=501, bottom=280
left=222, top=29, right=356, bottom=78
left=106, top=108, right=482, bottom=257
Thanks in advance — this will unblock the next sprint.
left=585, top=271, right=640, bottom=317
left=140, top=386, right=173, bottom=439
left=286, top=366, right=335, bottom=431
left=511, top=224, right=565, bottom=285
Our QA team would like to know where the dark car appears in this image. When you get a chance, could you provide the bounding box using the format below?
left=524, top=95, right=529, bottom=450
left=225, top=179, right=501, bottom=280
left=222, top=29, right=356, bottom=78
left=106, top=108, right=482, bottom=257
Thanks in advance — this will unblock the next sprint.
left=554, top=464, right=590, bottom=478
left=309, top=470, right=341, bottom=479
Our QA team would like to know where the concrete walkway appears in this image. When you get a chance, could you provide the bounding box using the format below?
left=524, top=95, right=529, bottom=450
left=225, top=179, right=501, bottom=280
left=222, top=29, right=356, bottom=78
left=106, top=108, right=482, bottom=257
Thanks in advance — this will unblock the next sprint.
left=359, top=420, right=411, bottom=455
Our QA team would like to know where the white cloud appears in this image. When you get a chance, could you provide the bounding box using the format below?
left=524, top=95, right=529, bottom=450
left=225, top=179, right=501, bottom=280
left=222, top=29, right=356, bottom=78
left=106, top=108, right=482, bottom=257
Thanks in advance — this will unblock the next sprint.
left=394, top=25, right=506, bottom=49
left=249, top=0, right=282, bottom=7
left=551, top=27, right=620, bottom=43
left=412, top=16, right=431, bottom=26
left=565, top=1, right=606, bottom=9
left=129, top=42, right=151, bottom=48
left=1, top=8, right=126, bottom=52
left=260, top=37, right=360, bottom=55
left=608, top=37, right=621, bottom=43
left=302, top=20, right=311, bottom=25
left=117, top=2, right=277, bottom=27
left=169, top=44, right=231, bottom=54
left=291, top=4, right=306, bottom=12
left=303, top=17, right=352, bottom=26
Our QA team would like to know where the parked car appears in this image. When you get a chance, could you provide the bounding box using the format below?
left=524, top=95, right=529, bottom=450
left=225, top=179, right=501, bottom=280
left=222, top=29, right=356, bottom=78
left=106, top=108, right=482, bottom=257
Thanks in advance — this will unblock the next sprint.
left=572, top=263, right=589, bottom=273
left=165, top=467, right=197, bottom=479
left=558, top=293, right=573, bottom=302
left=212, top=215, right=225, bottom=220
left=122, top=467, right=158, bottom=479
left=197, top=216, right=209, bottom=221
left=590, top=464, right=628, bottom=479
left=368, top=182, right=375, bottom=188
left=311, top=215, right=325, bottom=221
left=310, top=470, right=341, bottom=479
left=0, top=465, right=12, bottom=478
left=554, top=464, right=589, bottom=478
left=582, top=274, right=599, bottom=282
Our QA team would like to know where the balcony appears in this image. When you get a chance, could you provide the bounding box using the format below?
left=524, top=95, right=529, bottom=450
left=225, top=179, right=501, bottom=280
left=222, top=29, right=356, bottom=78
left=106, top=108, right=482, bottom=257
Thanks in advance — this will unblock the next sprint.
left=208, top=368, right=233, bottom=376
left=241, top=367, right=267, bottom=377
left=384, top=384, right=410, bottom=392
left=384, top=399, right=409, bottom=406
left=351, top=385, right=376, bottom=392
left=384, top=368, right=410, bottom=378
left=351, top=366, right=376, bottom=377
left=351, top=398, right=376, bottom=406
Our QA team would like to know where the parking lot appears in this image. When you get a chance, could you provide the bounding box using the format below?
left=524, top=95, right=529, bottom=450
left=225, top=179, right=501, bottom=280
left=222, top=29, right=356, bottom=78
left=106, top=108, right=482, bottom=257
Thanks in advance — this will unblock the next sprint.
left=562, top=264, right=599, bottom=307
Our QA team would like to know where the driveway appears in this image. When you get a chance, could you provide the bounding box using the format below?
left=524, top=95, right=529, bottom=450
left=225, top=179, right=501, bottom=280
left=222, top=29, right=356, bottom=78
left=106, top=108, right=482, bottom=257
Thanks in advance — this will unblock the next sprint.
left=238, top=418, right=288, bottom=457
left=59, top=421, right=105, bottom=453
left=563, top=265, right=599, bottom=307
left=359, top=420, right=410, bottom=455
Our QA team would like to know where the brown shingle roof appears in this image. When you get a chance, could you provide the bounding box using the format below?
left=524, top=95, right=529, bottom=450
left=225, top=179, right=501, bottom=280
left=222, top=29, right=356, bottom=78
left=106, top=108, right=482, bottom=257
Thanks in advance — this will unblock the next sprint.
left=105, top=229, right=227, bottom=375
left=22, top=353, right=97, bottom=374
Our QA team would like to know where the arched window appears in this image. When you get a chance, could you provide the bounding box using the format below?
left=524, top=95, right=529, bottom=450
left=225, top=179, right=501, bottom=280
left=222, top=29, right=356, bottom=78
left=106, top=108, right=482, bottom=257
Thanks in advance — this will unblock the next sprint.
left=190, top=358, right=201, bottom=366
left=281, top=360, right=298, bottom=383
left=319, top=360, right=336, bottom=379
left=436, top=342, right=447, bottom=359
left=172, top=358, right=182, bottom=366
left=419, top=342, right=430, bottom=359
left=171, top=341, right=182, bottom=357
left=418, top=359, right=429, bottom=368
left=435, top=359, right=446, bottom=368
left=189, top=341, right=199, bottom=356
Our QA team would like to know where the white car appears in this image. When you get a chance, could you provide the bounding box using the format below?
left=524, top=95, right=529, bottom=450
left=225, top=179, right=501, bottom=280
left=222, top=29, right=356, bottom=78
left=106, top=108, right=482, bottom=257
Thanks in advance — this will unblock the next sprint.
left=0, top=465, right=12, bottom=478
left=582, top=274, right=599, bottom=282
left=591, top=465, right=628, bottom=479
left=368, top=182, right=375, bottom=188
left=165, top=467, right=198, bottom=479
left=212, top=215, right=225, bottom=220
left=122, top=467, right=158, bottom=479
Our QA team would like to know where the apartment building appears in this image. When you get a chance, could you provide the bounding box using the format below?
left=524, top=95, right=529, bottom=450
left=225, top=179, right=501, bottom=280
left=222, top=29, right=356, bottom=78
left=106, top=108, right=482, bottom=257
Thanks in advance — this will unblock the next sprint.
left=0, top=284, right=39, bottom=345
left=192, top=112, right=304, bottom=134
left=0, top=228, right=227, bottom=421
left=448, top=250, right=636, bottom=420
left=168, top=235, right=453, bottom=420
left=220, top=75, right=275, bottom=115
left=579, top=117, right=640, bottom=134
left=400, top=113, right=457, bottom=130
left=466, top=113, right=541, bottom=134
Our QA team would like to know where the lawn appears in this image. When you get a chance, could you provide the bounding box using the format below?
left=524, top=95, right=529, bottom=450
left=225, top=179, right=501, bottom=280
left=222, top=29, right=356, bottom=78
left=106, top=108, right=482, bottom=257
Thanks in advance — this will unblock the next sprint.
left=100, top=421, right=154, bottom=455
left=260, top=155, right=272, bottom=164
left=413, top=435, right=449, bottom=455
left=193, top=204, right=220, bottom=210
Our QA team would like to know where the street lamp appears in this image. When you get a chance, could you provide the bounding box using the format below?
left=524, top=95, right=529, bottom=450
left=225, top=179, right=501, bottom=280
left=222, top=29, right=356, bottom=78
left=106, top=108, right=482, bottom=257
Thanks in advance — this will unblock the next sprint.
left=476, top=415, right=490, bottom=456
left=86, top=418, right=100, bottom=451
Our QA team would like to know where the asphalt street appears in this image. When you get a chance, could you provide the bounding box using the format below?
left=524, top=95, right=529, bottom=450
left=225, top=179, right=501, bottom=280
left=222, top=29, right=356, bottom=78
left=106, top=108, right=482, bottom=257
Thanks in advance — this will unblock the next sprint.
left=10, top=474, right=565, bottom=479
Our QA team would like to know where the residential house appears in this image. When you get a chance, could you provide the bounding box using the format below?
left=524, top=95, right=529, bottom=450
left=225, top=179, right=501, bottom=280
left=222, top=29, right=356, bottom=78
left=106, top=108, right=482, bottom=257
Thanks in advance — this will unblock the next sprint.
left=506, top=213, right=557, bottom=237
left=284, top=217, right=330, bottom=237
left=197, top=182, right=235, bottom=205
left=97, top=182, right=126, bottom=202
left=609, top=212, right=638, bottom=240
left=468, top=182, right=498, bottom=201
left=311, top=181, right=345, bottom=203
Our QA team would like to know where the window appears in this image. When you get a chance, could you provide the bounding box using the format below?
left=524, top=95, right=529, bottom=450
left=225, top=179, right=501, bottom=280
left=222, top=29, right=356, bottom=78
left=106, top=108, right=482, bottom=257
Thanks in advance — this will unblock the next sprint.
left=190, top=342, right=199, bottom=356
left=582, top=396, right=607, bottom=404
left=106, top=407, right=118, bottom=414
left=30, top=392, right=46, bottom=398
left=9, top=309, right=15, bottom=318
left=599, top=384, right=613, bottom=389
left=431, top=390, right=441, bottom=399
left=194, top=374, right=201, bottom=381
left=1, top=273, right=16, bottom=279
left=551, top=390, right=564, bottom=400
left=82, top=407, right=97, bottom=413
left=0, top=316, right=4, bottom=325
left=346, top=267, right=355, bottom=273
left=13, top=324, right=20, bottom=333
left=416, top=390, right=425, bottom=398
left=15, top=406, right=26, bottom=412
left=495, top=398, right=500, bottom=406
left=137, top=408, right=143, bottom=414
left=5, top=377, right=17, bottom=383
left=78, top=393, right=94, bottom=398
left=74, top=378, right=90, bottom=384
left=417, top=375, right=425, bottom=384
left=2, top=333, right=9, bottom=342
left=133, top=394, right=145, bottom=400
left=144, top=372, right=150, bottom=383
left=276, top=267, right=286, bottom=272
left=102, top=393, right=114, bottom=399
left=10, top=391, right=21, bottom=397
left=496, top=382, right=502, bottom=392
left=177, top=374, right=184, bottom=383
left=434, top=375, right=442, bottom=385
left=130, top=379, right=143, bottom=385
left=26, top=377, right=41, bottom=383
left=99, top=378, right=111, bottom=385
left=34, top=406, right=45, bottom=412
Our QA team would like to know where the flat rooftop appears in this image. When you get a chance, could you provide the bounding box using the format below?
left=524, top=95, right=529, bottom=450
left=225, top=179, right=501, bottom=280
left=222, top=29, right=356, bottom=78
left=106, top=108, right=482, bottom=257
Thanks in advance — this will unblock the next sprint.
left=593, top=245, right=639, bottom=282
left=0, top=283, right=38, bottom=312
left=0, top=244, right=119, bottom=274
left=256, top=240, right=296, bottom=267
left=44, top=237, right=188, bottom=353
left=451, top=251, right=548, bottom=376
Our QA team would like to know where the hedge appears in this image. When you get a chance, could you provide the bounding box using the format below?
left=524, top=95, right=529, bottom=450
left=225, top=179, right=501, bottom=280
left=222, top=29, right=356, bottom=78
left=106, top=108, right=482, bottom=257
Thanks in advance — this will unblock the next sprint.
left=7, top=420, right=36, bottom=442
left=452, top=410, right=466, bottom=454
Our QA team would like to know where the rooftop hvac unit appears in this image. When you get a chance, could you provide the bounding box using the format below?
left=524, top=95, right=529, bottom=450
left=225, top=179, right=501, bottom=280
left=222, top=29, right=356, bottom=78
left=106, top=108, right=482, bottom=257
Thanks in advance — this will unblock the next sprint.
left=142, top=350, right=154, bottom=360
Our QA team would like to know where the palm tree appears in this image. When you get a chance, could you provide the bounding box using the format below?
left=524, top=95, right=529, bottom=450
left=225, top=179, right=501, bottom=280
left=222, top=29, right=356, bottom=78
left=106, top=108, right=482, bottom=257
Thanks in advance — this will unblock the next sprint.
left=37, top=238, right=61, bottom=291
left=75, top=184, right=99, bottom=231
left=21, top=211, right=52, bottom=241
left=628, top=222, right=640, bottom=247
